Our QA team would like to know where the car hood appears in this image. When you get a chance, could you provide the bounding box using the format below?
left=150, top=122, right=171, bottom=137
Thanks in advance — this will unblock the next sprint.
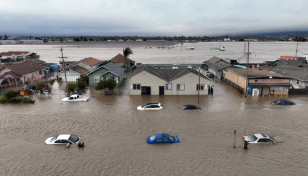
left=173, top=136, right=180, bottom=143
left=243, top=136, right=252, bottom=142
left=62, top=97, right=69, bottom=101
left=137, top=106, right=143, bottom=109
left=45, top=137, right=53, bottom=144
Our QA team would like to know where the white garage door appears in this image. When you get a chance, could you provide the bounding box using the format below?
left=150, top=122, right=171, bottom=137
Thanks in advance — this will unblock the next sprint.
left=60, top=75, right=78, bottom=82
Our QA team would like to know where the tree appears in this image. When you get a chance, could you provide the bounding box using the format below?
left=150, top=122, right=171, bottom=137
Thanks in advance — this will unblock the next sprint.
left=239, top=38, right=244, bottom=41
left=123, top=47, right=133, bottom=70
left=4, top=34, right=7, bottom=40
left=95, top=79, right=117, bottom=92
left=80, top=36, right=84, bottom=40
left=30, top=35, right=32, bottom=39
left=4, top=90, right=19, bottom=100
left=59, top=37, right=63, bottom=42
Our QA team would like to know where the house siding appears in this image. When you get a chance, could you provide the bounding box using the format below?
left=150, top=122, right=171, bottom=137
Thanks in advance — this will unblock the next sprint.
left=130, top=71, right=210, bottom=95
left=89, top=67, right=124, bottom=87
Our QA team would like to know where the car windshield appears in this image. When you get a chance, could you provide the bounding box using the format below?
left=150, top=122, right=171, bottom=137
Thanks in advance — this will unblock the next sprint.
left=269, top=136, right=276, bottom=143
left=68, top=135, right=79, bottom=143
left=150, top=135, right=156, bottom=141
left=275, top=100, right=281, bottom=104
left=50, top=136, right=58, bottom=142
left=168, top=135, right=175, bottom=142
left=248, top=134, right=258, bottom=141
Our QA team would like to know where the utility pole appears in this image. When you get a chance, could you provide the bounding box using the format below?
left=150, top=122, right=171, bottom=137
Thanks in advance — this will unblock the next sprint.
left=59, top=47, right=68, bottom=95
left=198, top=65, right=201, bottom=104
left=246, top=42, right=250, bottom=96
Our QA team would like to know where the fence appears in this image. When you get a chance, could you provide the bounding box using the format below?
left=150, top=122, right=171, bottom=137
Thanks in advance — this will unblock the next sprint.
left=224, top=78, right=244, bottom=94
left=289, top=88, right=308, bottom=95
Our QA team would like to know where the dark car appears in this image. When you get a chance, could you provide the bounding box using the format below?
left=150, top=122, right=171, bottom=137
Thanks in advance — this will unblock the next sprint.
left=159, top=66, right=164, bottom=69
left=153, top=65, right=158, bottom=69
left=206, top=73, right=214, bottom=78
left=181, top=105, right=201, bottom=110
left=271, top=99, right=295, bottom=105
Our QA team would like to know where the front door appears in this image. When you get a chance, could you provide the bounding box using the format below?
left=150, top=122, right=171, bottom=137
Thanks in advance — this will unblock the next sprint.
left=146, top=87, right=151, bottom=95
left=159, top=86, right=164, bottom=95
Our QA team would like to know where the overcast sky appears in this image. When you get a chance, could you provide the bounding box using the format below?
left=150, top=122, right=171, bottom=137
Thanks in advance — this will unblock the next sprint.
left=1, top=0, right=308, bottom=37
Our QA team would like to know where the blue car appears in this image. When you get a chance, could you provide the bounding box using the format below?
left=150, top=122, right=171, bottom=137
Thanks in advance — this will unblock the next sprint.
left=147, top=133, right=180, bottom=144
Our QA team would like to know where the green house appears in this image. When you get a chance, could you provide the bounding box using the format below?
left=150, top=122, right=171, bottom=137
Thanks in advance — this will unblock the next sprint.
left=88, top=62, right=126, bottom=87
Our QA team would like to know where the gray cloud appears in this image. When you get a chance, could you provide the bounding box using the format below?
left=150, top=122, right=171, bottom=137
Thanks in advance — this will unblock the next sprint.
left=1, top=0, right=308, bottom=36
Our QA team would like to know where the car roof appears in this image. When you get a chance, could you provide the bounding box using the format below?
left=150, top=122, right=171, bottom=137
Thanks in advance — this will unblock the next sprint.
left=183, top=105, right=196, bottom=106
left=146, top=103, right=160, bottom=105
left=156, top=133, right=169, bottom=138
left=254, top=134, right=269, bottom=139
left=57, top=134, right=71, bottom=140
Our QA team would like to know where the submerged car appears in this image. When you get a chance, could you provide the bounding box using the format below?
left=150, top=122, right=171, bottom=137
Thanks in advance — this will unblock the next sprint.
left=181, top=105, right=201, bottom=110
left=187, top=65, right=192, bottom=69
left=137, top=103, right=163, bottom=110
left=243, top=134, right=276, bottom=144
left=159, top=66, right=164, bottom=69
left=271, top=99, right=295, bottom=105
left=45, top=134, right=80, bottom=144
left=147, top=133, right=180, bottom=144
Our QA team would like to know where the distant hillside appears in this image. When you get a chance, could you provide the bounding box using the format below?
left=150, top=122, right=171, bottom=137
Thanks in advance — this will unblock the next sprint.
left=234, top=31, right=308, bottom=37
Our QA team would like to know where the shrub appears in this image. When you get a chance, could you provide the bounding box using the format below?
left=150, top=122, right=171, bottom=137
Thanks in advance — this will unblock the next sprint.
left=21, top=97, right=35, bottom=103
left=4, top=90, right=19, bottom=100
left=36, top=82, right=45, bottom=94
left=0, top=96, right=7, bottom=104
left=10, top=97, right=22, bottom=103
left=49, top=80, right=54, bottom=85
left=77, top=81, right=86, bottom=89
left=67, top=82, right=77, bottom=92
left=95, top=79, right=116, bottom=92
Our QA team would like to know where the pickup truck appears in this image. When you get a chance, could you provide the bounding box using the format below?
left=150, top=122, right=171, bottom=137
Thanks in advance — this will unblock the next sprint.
left=62, top=94, right=89, bottom=102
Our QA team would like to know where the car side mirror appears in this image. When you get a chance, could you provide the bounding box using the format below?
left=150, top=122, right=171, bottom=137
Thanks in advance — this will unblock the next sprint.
left=66, top=143, right=70, bottom=148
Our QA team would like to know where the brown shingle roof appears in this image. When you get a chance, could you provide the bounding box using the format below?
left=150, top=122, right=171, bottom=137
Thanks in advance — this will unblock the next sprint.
left=110, top=54, right=132, bottom=63
left=0, top=51, right=29, bottom=56
left=227, top=68, right=285, bottom=78
left=0, top=71, right=22, bottom=79
left=81, top=57, right=101, bottom=66
left=5, top=60, right=44, bottom=75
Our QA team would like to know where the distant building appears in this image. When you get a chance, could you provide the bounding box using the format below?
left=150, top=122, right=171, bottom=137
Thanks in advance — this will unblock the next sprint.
left=244, top=39, right=258, bottom=42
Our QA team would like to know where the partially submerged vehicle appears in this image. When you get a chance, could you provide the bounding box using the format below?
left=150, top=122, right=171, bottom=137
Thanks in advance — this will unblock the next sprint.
left=243, top=134, right=276, bottom=144
left=62, top=94, right=89, bottom=102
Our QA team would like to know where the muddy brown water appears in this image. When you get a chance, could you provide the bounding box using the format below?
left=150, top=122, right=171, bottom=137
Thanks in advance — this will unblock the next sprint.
left=1, top=77, right=308, bottom=176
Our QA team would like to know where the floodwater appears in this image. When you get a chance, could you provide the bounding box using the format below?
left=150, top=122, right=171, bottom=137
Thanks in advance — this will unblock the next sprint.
left=1, top=76, right=308, bottom=175
left=1, top=42, right=308, bottom=175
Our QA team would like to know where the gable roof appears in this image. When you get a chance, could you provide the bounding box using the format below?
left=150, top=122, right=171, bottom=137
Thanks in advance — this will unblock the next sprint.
left=0, top=71, right=22, bottom=79
left=81, top=57, right=102, bottom=66
left=203, top=56, right=232, bottom=71
left=103, top=62, right=125, bottom=76
left=130, top=64, right=211, bottom=82
left=110, top=54, right=132, bottom=63
left=259, top=65, right=308, bottom=81
left=3, top=60, right=44, bottom=75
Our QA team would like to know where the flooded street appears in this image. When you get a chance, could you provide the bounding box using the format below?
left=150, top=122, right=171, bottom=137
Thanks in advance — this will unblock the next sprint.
left=1, top=76, right=308, bottom=175
left=1, top=42, right=308, bottom=175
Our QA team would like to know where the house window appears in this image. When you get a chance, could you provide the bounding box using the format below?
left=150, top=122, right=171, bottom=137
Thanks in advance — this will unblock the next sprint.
left=133, top=84, right=141, bottom=90
left=39, top=71, right=42, bottom=75
left=196, top=84, right=205, bottom=91
left=94, top=75, right=100, bottom=82
left=165, top=84, right=172, bottom=90
left=176, top=84, right=185, bottom=91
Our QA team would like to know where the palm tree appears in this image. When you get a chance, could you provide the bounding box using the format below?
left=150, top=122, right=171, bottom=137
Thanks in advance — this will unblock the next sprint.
left=123, top=47, right=133, bottom=71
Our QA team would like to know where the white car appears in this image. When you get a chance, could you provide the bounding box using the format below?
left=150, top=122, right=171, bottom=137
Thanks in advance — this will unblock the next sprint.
left=45, top=134, right=80, bottom=144
left=243, top=134, right=276, bottom=144
left=172, top=64, right=178, bottom=69
left=187, top=65, right=192, bottom=69
left=62, top=94, right=89, bottom=102
left=137, top=103, right=163, bottom=110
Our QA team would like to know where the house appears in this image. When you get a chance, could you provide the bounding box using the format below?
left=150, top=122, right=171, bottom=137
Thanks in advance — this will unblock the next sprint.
left=57, top=65, right=88, bottom=82
left=88, top=62, right=125, bottom=87
left=0, top=51, right=30, bottom=61
left=129, top=64, right=211, bottom=95
left=203, top=57, right=232, bottom=79
left=258, top=65, right=308, bottom=89
left=76, top=57, right=102, bottom=72
left=223, top=68, right=291, bottom=95
left=0, top=60, right=45, bottom=85
left=110, top=54, right=135, bottom=72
